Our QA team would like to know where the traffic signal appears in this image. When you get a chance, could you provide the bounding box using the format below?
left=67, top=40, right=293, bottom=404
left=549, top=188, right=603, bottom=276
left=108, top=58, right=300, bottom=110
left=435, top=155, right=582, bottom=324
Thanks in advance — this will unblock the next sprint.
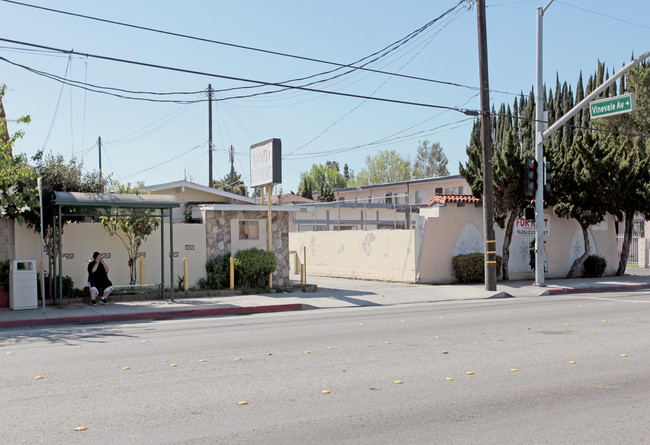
left=544, top=160, right=551, bottom=194
left=524, top=156, right=538, bottom=198
left=524, top=205, right=535, bottom=222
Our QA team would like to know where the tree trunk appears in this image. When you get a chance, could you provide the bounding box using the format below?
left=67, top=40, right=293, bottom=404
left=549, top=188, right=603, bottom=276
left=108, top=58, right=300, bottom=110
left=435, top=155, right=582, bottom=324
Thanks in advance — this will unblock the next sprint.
left=501, top=211, right=517, bottom=281
left=129, top=256, right=136, bottom=285
left=616, top=210, right=634, bottom=276
left=566, top=222, right=591, bottom=278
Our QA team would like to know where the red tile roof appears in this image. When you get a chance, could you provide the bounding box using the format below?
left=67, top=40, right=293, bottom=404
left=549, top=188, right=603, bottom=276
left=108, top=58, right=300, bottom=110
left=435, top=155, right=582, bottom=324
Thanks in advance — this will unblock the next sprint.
left=428, top=194, right=481, bottom=206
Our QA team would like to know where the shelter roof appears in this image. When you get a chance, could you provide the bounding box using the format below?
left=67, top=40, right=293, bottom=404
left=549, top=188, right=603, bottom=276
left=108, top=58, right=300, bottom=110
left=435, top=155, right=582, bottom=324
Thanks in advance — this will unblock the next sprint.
left=142, top=180, right=256, bottom=204
left=51, top=191, right=180, bottom=209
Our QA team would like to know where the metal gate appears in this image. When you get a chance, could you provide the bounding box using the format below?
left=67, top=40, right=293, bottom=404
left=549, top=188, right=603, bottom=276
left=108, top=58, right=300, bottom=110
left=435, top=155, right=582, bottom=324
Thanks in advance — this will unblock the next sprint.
left=617, top=235, right=639, bottom=265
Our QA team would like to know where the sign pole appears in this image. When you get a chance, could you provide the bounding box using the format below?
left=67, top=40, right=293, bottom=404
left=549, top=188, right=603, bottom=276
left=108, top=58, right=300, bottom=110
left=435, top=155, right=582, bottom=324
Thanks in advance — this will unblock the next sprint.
left=267, top=184, right=272, bottom=288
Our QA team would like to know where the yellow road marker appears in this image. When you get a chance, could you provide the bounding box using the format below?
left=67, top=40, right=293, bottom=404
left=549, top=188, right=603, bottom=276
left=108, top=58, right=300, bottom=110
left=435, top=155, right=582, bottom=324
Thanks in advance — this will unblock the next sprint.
left=75, top=426, right=87, bottom=431
left=394, top=380, right=403, bottom=384
left=322, top=390, right=331, bottom=394
left=466, top=371, right=474, bottom=375
left=446, top=377, right=455, bottom=381
left=620, top=354, right=628, bottom=357
left=569, top=361, right=576, bottom=364
left=170, top=364, right=178, bottom=367
left=34, top=376, right=43, bottom=379
left=122, top=367, right=130, bottom=370
left=510, top=368, right=519, bottom=372
left=238, top=401, right=248, bottom=405
left=199, top=360, right=206, bottom=363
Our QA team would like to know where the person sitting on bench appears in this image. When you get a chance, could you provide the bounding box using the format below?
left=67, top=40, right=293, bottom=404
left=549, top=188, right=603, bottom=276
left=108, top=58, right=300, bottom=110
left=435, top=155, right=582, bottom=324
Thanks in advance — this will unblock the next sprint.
left=88, top=252, right=113, bottom=306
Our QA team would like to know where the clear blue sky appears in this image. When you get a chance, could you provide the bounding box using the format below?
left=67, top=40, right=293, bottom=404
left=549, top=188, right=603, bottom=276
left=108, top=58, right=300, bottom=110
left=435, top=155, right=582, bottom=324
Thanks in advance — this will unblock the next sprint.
left=1, top=0, right=648, bottom=193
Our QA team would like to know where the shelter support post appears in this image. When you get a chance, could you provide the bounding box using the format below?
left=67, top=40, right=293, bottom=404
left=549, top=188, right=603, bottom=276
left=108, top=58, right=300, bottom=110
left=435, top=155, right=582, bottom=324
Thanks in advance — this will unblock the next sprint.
left=170, top=208, right=175, bottom=302
left=58, top=206, right=63, bottom=308
left=160, top=208, right=165, bottom=300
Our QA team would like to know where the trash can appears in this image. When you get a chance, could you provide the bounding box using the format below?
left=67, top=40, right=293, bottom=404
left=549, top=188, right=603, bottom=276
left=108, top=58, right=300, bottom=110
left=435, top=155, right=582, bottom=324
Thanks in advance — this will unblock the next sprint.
left=9, top=260, right=38, bottom=310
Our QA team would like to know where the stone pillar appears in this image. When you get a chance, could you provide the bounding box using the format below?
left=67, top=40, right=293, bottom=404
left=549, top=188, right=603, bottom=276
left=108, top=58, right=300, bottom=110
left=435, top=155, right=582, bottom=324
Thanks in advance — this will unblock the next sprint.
left=639, top=238, right=648, bottom=268
left=0, top=219, right=16, bottom=261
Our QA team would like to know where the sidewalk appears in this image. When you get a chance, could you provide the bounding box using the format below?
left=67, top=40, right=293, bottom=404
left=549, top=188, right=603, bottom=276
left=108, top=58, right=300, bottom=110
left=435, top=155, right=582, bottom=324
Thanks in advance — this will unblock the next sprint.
left=2, top=269, right=650, bottom=329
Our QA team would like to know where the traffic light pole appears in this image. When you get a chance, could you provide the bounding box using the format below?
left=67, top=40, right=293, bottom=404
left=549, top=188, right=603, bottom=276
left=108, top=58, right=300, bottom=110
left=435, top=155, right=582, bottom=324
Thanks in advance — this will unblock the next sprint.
left=534, top=1, right=649, bottom=286
left=534, top=3, right=550, bottom=286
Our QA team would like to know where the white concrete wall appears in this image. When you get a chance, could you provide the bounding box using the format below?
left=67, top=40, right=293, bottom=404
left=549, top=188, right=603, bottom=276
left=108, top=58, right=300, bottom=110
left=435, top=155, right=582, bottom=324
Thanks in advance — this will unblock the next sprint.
left=417, top=205, right=618, bottom=282
left=13, top=221, right=207, bottom=291
left=289, top=230, right=416, bottom=282
left=289, top=204, right=619, bottom=284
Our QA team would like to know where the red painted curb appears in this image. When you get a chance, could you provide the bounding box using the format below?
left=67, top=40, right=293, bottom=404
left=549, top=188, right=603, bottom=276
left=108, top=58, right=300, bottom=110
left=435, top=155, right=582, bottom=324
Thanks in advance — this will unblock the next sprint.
left=545, top=283, right=650, bottom=295
left=0, top=304, right=304, bottom=330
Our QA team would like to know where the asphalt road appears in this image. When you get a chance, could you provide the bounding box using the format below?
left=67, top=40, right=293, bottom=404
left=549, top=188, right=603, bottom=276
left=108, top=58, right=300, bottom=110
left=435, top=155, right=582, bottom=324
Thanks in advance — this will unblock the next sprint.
left=1, top=290, right=649, bottom=444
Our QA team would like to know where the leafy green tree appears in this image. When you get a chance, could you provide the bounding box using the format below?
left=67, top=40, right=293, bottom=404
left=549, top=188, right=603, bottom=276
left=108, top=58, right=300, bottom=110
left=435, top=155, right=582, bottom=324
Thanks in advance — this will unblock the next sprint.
left=212, top=168, right=248, bottom=196
left=460, top=97, right=532, bottom=280
left=325, top=161, right=340, bottom=172
left=412, top=140, right=449, bottom=179
left=354, top=150, right=411, bottom=186
left=101, top=183, right=159, bottom=285
left=592, top=62, right=650, bottom=274
left=298, top=163, right=347, bottom=201
left=343, top=163, right=354, bottom=181
left=0, top=84, right=39, bottom=225
left=298, top=175, right=313, bottom=200
left=551, top=131, right=613, bottom=278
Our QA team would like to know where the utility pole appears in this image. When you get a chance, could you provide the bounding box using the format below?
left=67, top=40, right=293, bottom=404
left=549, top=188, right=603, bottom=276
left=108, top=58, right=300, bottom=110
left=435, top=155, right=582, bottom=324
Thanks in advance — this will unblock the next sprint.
left=476, top=0, right=497, bottom=291
left=98, top=136, right=102, bottom=181
left=533, top=1, right=554, bottom=286
left=208, top=84, right=213, bottom=187
left=229, top=144, right=235, bottom=193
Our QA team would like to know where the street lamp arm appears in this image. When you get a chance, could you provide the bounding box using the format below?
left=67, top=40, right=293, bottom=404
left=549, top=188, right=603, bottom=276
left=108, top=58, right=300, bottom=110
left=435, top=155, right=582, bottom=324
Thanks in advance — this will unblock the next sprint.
left=542, top=0, right=555, bottom=14
left=542, top=49, right=650, bottom=141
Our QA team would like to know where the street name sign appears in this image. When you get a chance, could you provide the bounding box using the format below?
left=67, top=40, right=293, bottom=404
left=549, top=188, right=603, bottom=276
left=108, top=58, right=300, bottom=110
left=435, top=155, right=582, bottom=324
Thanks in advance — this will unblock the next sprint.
left=589, top=93, right=635, bottom=120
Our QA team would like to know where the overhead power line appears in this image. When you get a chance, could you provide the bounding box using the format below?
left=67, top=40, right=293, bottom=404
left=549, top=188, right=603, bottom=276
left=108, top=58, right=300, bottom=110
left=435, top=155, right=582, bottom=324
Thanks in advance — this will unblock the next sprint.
left=0, top=37, right=480, bottom=114
left=0, top=0, right=488, bottom=93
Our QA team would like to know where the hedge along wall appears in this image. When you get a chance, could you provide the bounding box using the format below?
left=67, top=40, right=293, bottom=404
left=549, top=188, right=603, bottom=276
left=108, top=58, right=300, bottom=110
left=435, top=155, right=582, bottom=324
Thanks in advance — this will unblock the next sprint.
left=204, top=210, right=290, bottom=287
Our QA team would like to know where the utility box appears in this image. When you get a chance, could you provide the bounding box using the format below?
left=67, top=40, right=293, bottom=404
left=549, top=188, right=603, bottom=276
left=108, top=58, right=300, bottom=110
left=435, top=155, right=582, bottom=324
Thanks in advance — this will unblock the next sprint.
left=9, top=260, right=38, bottom=310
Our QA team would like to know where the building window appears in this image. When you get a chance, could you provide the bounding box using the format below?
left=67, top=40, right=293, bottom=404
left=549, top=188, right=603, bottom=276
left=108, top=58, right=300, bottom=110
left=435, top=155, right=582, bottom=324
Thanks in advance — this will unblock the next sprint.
left=415, top=190, right=422, bottom=204
left=435, top=187, right=443, bottom=195
left=385, top=193, right=393, bottom=204
left=238, top=220, right=259, bottom=240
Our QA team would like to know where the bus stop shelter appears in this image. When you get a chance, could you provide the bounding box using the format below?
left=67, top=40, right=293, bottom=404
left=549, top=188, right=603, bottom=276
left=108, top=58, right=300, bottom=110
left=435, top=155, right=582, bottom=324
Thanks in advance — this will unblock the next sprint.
left=49, top=191, right=181, bottom=306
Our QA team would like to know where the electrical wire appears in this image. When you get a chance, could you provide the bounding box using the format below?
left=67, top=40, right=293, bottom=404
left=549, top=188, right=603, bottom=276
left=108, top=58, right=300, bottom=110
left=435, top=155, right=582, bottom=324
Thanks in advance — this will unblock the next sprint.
left=0, top=39, right=480, bottom=114
left=283, top=6, right=467, bottom=159
left=556, top=1, right=650, bottom=31
left=42, top=55, right=71, bottom=150
left=120, top=144, right=203, bottom=180
left=1, top=0, right=501, bottom=95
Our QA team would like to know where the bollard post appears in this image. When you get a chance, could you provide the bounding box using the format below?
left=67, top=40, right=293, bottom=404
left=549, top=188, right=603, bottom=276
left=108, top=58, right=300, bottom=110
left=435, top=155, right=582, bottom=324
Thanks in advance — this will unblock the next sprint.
left=139, top=256, right=145, bottom=285
left=301, top=264, right=305, bottom=285
left=303, top=246, right=307, bottom=284
left=230, top=257, right=235, bottom=290
left=183, top=258, right=189, bottom=291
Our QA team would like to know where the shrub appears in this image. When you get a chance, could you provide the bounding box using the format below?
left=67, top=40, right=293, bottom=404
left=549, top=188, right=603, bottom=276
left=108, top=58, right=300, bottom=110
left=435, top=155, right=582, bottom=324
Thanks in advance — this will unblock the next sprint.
left=205, top=253, right=232, bottom=289
left=39, top=273, right=77, bottom=298
left=452, top=252, right=502, bottom=284
left=234, top=248, right=276, bottom=289
left=583, top=254, right=606, bottom=278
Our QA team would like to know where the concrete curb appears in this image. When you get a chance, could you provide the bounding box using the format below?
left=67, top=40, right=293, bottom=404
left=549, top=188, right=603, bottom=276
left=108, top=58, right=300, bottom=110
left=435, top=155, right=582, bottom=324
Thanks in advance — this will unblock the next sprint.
left=0, top=304, right=304, bottom=329
left=538, top=283, right=650, bottom=296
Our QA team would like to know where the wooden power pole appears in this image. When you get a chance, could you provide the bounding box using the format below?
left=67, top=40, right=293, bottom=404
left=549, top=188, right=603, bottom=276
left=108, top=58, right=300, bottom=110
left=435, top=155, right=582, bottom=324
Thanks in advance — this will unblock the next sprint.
left=476, top=0, right=497, bottom=291
left=208, top=84, right=213, bottom=187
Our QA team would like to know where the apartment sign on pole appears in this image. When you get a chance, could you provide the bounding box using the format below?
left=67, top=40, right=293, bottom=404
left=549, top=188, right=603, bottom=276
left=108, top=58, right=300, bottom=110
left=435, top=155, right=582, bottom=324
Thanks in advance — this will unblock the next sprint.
left=515, top=215, right=550, bottom=236
left=589, top=93, right=635, bottom=120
